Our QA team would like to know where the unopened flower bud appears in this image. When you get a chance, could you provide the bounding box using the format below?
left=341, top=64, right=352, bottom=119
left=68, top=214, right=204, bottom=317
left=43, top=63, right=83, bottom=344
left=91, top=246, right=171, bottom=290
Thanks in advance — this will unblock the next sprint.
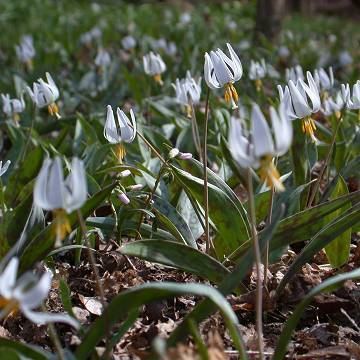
left=120, top=169, right=131, bottom=178
left=128, top=184, right=144, bottom=191
left=169, top=148, right=180, bottom=159
left=178, top=152, right=192, bottom=160
left=119, top=193, right=130, bottom=205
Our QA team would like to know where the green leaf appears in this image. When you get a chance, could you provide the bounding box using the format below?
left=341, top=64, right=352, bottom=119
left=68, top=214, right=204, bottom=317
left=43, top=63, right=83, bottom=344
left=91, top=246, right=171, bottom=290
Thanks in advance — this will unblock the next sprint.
left=120, top=240, right=230, bottom=284
left=276, top=201, right=360, bottom=295
left=59, top=278, right=75, bottom=319
left=324, top=176, right=351, bottom=267
left=167, top=205, right=284, bottom=348
left=171, top=163, right=250, bottom=259
left=0, top=338, right=50, bottom=360
left=76, top=282, right=247, bottom=360
left=20, top=183, right=117, bottom=272
left=153, top=195, right=197, bottom=248
left=274, top=268, right=360, bottom=360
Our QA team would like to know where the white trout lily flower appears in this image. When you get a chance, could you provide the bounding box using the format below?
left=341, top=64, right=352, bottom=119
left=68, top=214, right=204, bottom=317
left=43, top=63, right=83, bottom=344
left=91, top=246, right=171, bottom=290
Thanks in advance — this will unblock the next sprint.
left=104, top=105, right=137, bottom=163
left=0, top=258, right=79, bottom=328
left=249, top=59, right=267, bottom=91
left=0, top=160, right=11, bottom=177
left=121, top=35, right=136, bottom=50
left=322, top=92, right=344, bottom=119
left=173, top=71, right=201, bottom=117
left=27, top=72, right=60, bottom=118
left=313, top=67, right=334, bottom=93
left=95, top=48, right=111, bottom=70
left=229, top=104, right=292, bottom=192
left=15, top=35, right=35, bottom=71
left=34, top=157, right=87, bottom=244
left=341, top=81, right=360, bottom=111
left=143, top=52, right=166, bottom=85
left=278, top=71, right=321, bottom=142
left=1, top=94, right=25, bottom=122
left=204, top=43, right=243, bottom=109
left=285, top=65, right=304, bottom=83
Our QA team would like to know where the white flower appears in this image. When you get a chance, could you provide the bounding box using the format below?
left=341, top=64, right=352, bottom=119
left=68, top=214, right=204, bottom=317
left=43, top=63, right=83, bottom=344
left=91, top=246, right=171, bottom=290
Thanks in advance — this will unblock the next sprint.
left=0, top=160, right=11, bottom=177
left=143, top=52, right=167, bottom=85
left=278, top=46, right=290, bottom=59
left=121, top=35, right=136, bottom=50
left=341, top=81, right=360, bottom=110
left=204, top=43, right=243, bottom=109
left=249, top=59, right=267, bottom=81
left=322, top=92, right=344, bottom=118
left=104, top=105, right=137, bottom=163
left=34, top=157, right=87, bottom=243
left=34, top=157, right=87, bottom=214
left=313, top=67, right=334, bottom=92
left=278, top=72, right=321, bottom=142
left=229, top=104, right=292, bottom=191
left=95, top=48, right=111, bottom=68
left=173, top=71, right=201, bottom=116
left=15, top=35, right=35, bottom=68
left=0, top=258, right=79, bottom=328
left=338, top=50, right=353, bottom=67
left=285, top=65, right=304, bottom=83
left=27, top=72, right=60, bottom=118
left=80, top=26, right=102, bottom=46
left=1, top=94, right=25, bottom=120
left=179, top=12, right=191, bottom=25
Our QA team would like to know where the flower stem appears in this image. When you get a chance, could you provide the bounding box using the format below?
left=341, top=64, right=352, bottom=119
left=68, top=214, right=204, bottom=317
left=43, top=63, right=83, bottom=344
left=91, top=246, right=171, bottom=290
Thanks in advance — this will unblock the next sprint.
left=247, top=168, right=264, bottom=360
left=264, top=186, right=275, bottom=288
left=203, top=87, right=212, bottom=254
left=189, top=99, right=203, bottom=162
left=41, top=304, right=65, bottom=360
left=307, top=117, right=342, bottom=208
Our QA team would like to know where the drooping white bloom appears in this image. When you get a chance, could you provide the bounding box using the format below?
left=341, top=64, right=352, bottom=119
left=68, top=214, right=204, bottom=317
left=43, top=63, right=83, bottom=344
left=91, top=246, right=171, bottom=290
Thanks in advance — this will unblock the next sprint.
left=322, top=92, right=344, bottom=118
left=0, top=160, right=11, bottom=177
left=278, top=46, right=290, bottom=59
left=229, top=104, right=292, bottom=191
left=143, top=52, right=167, bottom=85
left=338, top=50, right=353, bottom=67
left=104, top=105, right=137, bottom=163
left=15, top=35, right=35, bottom=69
left=204, top=43, right=243, bottom=109
left=249, top=59, right=267, bottom=81
left=179, top=12, right=191, bottom=25
left=34, top=157, right=87, bottom=214
left=34, top=157, right=87, bottom=243
left=27, top=72, right=60, bottom=118
left=173, top=71, right=201, bottom=116
left=121, top=35, right=137, bottom=50
left=278, top=72, right=321, bottom=142
left=313, top=67, right=334, bottom=92
left=80, top=26, right=102, bottom=46
left=1, top=94, right=25, bottom=120
left=285, top=65, right=304, bottom=83
left=95, top=48, right=111, bottom=68
left=0, top=257, right=79, bottom=328
left=341, top=81, right=360, bottom=110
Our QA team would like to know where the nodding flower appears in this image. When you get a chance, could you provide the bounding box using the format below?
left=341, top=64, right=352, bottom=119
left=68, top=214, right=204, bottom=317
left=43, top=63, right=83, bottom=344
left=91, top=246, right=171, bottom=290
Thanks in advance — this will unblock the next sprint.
left=121, top=35, right=137, bottom=50
left=285, top=65, right=304, bottom=83
left=313, top=67, right=334, bottom=94
left=1, top=94, right=25, bottom=123
left=33, top=157, right=87, bottom=245
left=27, top=72, right=60, bottom=119
left=278, top=71, right=321, bottom=143
left=0, top=257, right=79, bottom=328
left=249, top=59, right=267, bottom=91
left=143, top=52, right=166, bottom=85
left=94, top=48, right=111, bottom=70
left=104, top=105, right=137, bottom=163
left=341, top=81, right=360, bottom=112
left=204, top=43, right=243, bottom=109
left=322, top=91, right=344, bottom=119
left=173, top=71, right=201, bottom=117
left=229, top=104, right=292, bottom=192
left=15, top=35, right=35, bottom=71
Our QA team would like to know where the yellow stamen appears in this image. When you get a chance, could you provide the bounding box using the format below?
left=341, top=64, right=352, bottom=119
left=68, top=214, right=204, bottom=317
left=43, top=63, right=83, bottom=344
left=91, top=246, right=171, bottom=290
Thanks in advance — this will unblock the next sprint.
left=48, top=103, right=61, bottom=119
left=13, top=113, right=20, bottom=124
left=255, top=79, right=262, bottom=92
left=153, top=74, right=163, bottom=86
left=185, top=104, right=192, bottom=118
left=258, top=156, right=285, bottom=192
left=0, top=297, right=19, bottom=318
left=115, top=143, right=126, bottom=163
left=301, top=117, right=318, bottom=143
left=224, top=83, right=239, bottom=109
left=53, top=209, right=71, bottom=246
left=25, top=59, right=33, bottom=72
left=335, top=111, right=341, bottom=120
